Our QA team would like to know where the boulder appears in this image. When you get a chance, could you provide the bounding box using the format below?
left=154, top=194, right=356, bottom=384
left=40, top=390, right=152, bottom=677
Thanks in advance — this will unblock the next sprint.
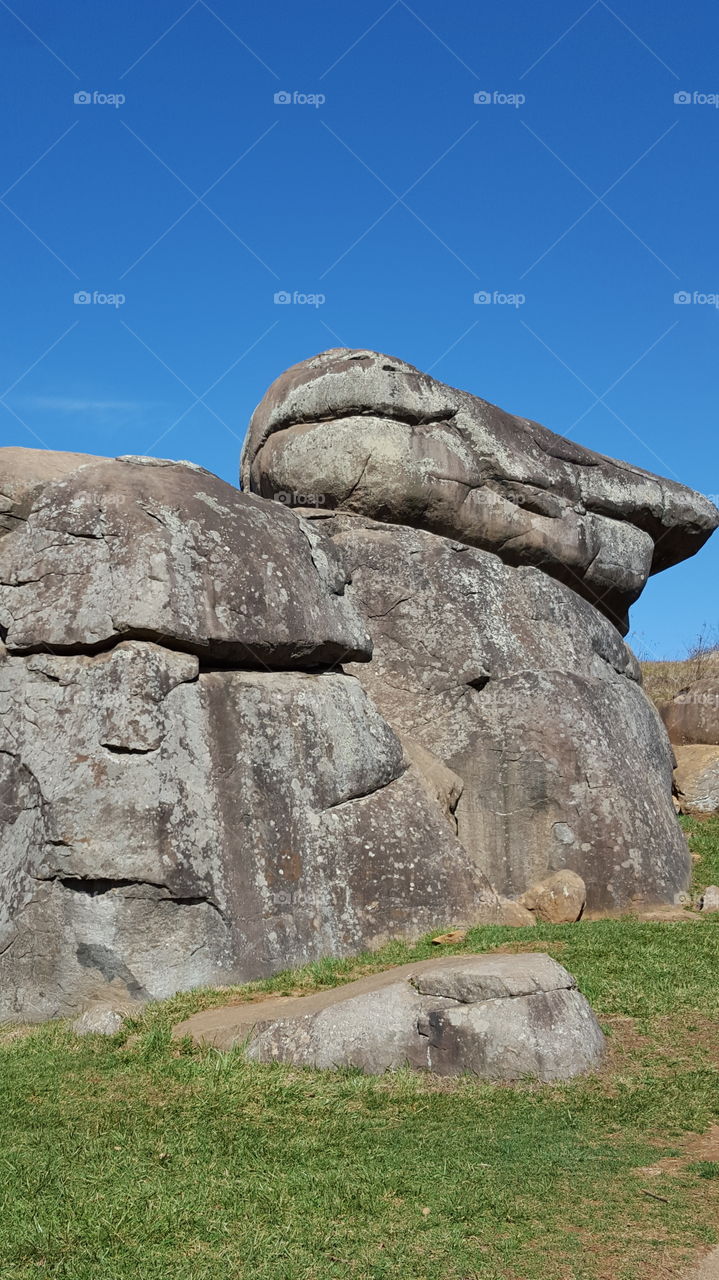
left=673, top=745, right=719, bottom=813
left=0, top=455, right=370, bottom=668
left=71, top=1002, right=140, bottom=1035
left=0, top=638, right=500, bottom=1020
left=700, top=886, right=719, bottom=913
left=662, top=680, right=719, bottom=745
left=287, top=513, right=689, bottom=910
left=499, top=899, right=538, bottom=927
left=241, top=349, right=718, bottom=631
left=175, top=953, right=606, bottom=1081
left=520, top=870, right=587, bottom=924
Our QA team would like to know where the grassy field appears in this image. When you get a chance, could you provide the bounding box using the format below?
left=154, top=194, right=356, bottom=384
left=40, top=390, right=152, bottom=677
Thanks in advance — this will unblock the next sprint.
left=1, top=821, right=718, bottom=1280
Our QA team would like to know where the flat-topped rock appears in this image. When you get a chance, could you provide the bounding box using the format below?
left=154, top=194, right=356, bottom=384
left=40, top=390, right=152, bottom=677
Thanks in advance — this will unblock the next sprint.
left=0, top=455, right=370, bottom=667
left=175, top=953, right=606, bottom=1081
left=241, top=349, right=718, bottom=630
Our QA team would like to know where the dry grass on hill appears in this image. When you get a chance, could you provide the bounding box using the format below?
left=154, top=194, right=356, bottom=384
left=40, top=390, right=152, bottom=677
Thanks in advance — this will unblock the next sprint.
left=639, top=630, right=719, bottom=709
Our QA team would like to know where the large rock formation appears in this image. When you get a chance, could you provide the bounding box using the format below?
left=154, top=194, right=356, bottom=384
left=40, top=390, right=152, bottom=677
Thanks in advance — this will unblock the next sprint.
left=0, top=452, right=500, bottom=1021
left=243, top=349, right=718, bottom=911
left=0, top=348, right=714, bottom=1019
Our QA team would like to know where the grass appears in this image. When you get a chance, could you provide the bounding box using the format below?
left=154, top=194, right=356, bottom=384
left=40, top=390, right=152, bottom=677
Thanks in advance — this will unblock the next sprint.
left=639, top=633, right=719, bottom=709
left=1, top=847, right=718, bottom=1279
left=682, top=813, right=719, bottom=895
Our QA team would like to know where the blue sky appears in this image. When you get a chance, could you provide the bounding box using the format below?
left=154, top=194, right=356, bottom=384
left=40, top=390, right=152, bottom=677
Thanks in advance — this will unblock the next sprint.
left=0, top=0, right=716, bottom=658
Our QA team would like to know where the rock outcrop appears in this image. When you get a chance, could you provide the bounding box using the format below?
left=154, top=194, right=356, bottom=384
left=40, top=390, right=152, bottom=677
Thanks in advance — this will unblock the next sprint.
left=0, top=451, right=500, bottom=1021
left=243, top=349, right=717, bottom=912
left=0, top=347, right=715, bottom=1019
left=242, top=349, right=717, bottom=632
left=175, top=953, right=607, bottom=1081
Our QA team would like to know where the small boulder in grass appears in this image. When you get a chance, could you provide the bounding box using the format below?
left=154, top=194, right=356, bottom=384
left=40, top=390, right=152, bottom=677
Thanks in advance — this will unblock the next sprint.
left=499, top=898, right=537, bottom=927
left=520, top=870, right=586, bottom=924
left=71, top=1001, right=142, bottom=1036
left=700, top=886, right=719, bottom=913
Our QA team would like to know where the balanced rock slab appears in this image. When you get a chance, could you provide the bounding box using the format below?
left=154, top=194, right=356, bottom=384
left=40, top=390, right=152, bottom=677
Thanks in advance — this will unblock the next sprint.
left=176, top=953, right=606, bottom=1081
left=242, top=348, right=718, bottom=630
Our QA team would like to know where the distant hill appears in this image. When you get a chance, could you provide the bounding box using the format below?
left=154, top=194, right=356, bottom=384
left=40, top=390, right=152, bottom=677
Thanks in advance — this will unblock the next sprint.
left=640, top=644, right=719, bottom=710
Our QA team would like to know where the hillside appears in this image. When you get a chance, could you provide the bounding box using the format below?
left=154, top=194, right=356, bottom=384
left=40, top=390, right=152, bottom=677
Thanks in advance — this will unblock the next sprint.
left=640, top=645, right=719, bottom=710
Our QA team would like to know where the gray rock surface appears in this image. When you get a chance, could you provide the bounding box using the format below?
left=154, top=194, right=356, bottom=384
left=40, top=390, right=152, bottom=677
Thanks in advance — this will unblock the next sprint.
left=662, top=680, right=719, bottom=745
left=227, top=954, right=606, bottom=1080
left=700, top=886, right=719, bottom=913
left=0, top=446, right=98, bottom=536
left=292, top=513, right=689, bottom=910
left=673, top=746, right=719, bottom=813
left=241, top=349, right=718, bottom=630
left=0, top=638, right=500, bottom=1020
left=71, top=1004, right=134, bottom=1035
left=0, top=455, right=370, bottom=668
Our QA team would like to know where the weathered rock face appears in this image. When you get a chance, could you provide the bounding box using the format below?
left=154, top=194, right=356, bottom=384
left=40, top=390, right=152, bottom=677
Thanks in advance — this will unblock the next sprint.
left=0, top=450, right=503, bottom=1020
left=673, top=745, right=719, bottom=813
left=176, top=954, right=607, bottom=1081
left=0, top=455, right=370, bottom=668
left=662, top=680, right=719, bottom=746
left=242, top=349, right=718, bottom=631
left=0, top=634, right=502, bottom=1021
left=0, top=446, right=98, bottom=536
left=289, top=513, right=689, bottom=910
left=241, top=349, right=715, bottom=912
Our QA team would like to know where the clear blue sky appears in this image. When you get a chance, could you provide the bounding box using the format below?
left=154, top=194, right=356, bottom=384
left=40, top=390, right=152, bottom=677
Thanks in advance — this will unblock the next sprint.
left=1, top=0, right=716, bottom=659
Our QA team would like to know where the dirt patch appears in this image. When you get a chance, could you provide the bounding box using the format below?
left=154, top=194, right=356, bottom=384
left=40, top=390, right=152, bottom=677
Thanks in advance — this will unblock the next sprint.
left=0, top=1024, right=42, bottom=1046
left=488, top=939, right=569, bottom=956
left=599, top=1014, right=719, bottom=1082
left=636, top=1126, right=719, bottom=1179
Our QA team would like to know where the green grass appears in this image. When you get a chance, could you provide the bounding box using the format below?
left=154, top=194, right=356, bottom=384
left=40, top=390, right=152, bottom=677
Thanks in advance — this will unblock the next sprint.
left=1, top=854, right=718, bottom=1279
left=683, top=814, right=719, bottom=896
